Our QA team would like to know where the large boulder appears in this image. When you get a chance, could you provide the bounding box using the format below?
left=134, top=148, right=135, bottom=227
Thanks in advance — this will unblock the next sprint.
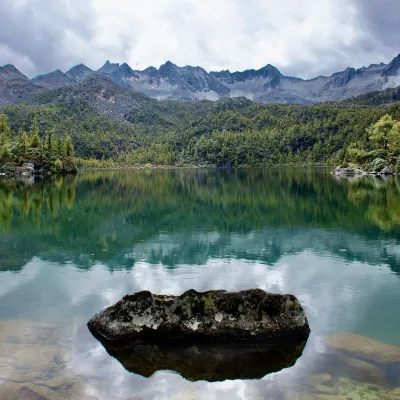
left=87, top=289, right=310, bottom=343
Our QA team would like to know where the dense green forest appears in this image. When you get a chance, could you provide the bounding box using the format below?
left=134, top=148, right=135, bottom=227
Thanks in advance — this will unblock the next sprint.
left=0, top=113, right=76, bottom=174
left=1, top=94, right=400, bottom=168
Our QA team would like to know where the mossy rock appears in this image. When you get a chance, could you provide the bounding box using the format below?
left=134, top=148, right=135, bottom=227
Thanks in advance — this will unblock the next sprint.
left=87, top=289, right=310, bottom=343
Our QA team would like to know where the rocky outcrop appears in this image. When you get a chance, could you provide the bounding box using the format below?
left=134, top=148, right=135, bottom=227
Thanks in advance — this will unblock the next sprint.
left=332, top=165, right=397, bottom=177
left=87, top=289, right=310, bottom=343
left=95, top=336, right=308, bottom=382
left=332, top=166, right=367, bottom=177
left=14, top=163, right=35, bottom=177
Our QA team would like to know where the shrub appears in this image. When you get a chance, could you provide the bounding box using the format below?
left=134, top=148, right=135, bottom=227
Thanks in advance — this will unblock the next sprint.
left=369, top=158, right=386, bottom=173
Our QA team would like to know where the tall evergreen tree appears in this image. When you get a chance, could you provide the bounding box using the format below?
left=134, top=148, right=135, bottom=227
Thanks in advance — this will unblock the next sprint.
left=65, top=135, right=75, bottom=158
left=0, top=114, right=11, bottom=145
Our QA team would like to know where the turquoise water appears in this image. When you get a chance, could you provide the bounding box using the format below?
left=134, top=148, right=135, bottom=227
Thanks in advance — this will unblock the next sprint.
left=0, top=168, right=399, bottom=399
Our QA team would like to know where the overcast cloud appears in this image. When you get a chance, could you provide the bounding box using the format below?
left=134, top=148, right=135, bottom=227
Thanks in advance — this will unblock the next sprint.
left=0, top=0, right=399, bottom=79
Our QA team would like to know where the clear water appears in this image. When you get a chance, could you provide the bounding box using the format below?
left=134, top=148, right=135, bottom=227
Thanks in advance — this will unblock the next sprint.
left=0, top=168, right=399, bottom=400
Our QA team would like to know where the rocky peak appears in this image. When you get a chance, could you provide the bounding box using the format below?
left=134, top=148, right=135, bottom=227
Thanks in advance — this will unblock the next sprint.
left=382, top=54, right=400, bottom=76
left=66, top=63, right=93, bottom=82
left=159, top=61, right=178, bottom=77
left=258, top=64, right=282, bottom=78
left=143, top=66, right=158, bottom=77
left=32, top=69, right=74, bottom=88
left=331, top=67, right=356, bottom=87
left=98, top=60, right=120, bottom=75
left=211, top=64, right=282, bottom=85
left=0, top=64, right=29, bottom=82
left=118, top=63, right=135, bottom=76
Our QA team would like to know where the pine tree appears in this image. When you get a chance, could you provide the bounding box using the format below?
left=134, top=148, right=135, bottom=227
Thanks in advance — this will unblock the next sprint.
left=57, top=138, right=65, bottom=156
left=0, top=143, right=11, bottom=160
left=30, top=132, right=41, bottom=148
left=45, top=129, right=54, bottom=152
left=19, top=130, right=29, bottom=155
left=65, top=135, right=74, bottom=158
left=30, top=116, right=40, bottom=137
left=0, top=114, right=11, bottom=145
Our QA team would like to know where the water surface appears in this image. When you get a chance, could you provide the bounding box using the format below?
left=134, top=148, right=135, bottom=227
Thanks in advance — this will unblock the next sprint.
left=0, top=168, right=399, bottom=400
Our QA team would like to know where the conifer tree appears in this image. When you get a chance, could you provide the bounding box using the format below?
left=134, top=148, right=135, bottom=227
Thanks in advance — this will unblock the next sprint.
left=65, top=135, right=74, bottom=158
left=18, top=130, right=29, bottom=155
left=0, top=114, right=11, bottom=145
left=30, top=132, right=41, bottom=148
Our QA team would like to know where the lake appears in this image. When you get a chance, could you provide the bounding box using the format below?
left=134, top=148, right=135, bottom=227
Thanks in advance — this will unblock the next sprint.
left=0, top=168, right=399, bottom=400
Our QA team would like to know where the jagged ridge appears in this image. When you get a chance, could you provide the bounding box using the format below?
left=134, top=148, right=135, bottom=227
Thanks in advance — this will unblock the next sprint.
left=1, top=54, right=400, bottom=105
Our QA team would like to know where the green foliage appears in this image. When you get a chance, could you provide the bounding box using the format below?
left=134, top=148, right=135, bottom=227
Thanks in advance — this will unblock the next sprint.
left=370, top=158, right=387, bottom=173
left=18, top=130, right=29, bottom=155
left=395, top=156, right=400, bottom=174
left=0, top=116, right=77, bottom=174
left=348, top=114, right=400, bottom=170
left=1, top=95, right=399, bottom=168
left=368, top=114, right=394, bottom=151
left=0, top=114, right=11, bottom=144
left=54, top=158, right=63, bottom=172
left=30, top=116, right=40, bottom=137
left=65, top=135, right=74, bottom=158
left=30, top=132, right=41, bottom=148
left=0, top=143, right=11, bottom=160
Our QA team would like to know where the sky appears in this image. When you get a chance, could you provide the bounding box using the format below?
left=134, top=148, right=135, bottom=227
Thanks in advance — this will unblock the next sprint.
left=0, top=0, right=399, bottom=79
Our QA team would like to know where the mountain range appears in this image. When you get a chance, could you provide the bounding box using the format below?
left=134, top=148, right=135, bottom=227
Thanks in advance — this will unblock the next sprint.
left=1, top=54, right=400, bottom=106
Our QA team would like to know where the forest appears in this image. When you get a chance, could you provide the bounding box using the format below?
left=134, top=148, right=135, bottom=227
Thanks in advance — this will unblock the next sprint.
left=0, top=113, right=77, bottom=174
left=1, top=94, right=400, bottom=169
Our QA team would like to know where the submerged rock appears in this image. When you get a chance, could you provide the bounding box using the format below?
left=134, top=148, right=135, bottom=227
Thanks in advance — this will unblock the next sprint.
left=93, top=336, right=308, bottom=382
left=87, top=289, right=310, bottom=343
left=325, top=333, right=400, bottom=365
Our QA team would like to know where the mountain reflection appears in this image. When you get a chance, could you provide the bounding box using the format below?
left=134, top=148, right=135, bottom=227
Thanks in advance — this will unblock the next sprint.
left=0, top=168, right=399, bottom=274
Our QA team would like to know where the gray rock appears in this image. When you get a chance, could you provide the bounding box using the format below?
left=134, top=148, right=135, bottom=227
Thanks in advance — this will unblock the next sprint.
left=379, top=166, right=393, bottom=175
left=87, top=289, right=310, bottom=343
left=332, top=166, right=366, bottom=177
left=15, top=163, right=35, bottom=177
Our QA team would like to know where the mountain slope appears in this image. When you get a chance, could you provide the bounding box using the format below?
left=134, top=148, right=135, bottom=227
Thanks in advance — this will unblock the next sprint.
left=28, top=74, right=158, bottom=121
left=32, top=69, right=75, bottom=89
left=0, top=64, right=42, bottom=106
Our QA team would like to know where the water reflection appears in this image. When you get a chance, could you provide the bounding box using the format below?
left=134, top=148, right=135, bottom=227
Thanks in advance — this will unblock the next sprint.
left=94, top=337, right=308, bottom=382
left=1, top=169, right=400, bottom=274
left=0, top=169, right=399, bottom=399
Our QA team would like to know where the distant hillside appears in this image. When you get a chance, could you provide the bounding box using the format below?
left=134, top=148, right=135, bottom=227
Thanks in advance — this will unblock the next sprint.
left=343, top=85, right=400, bottom=106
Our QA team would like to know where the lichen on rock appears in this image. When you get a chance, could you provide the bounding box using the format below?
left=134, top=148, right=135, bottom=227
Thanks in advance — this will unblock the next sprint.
left=87, top=288, right=310, bottom=343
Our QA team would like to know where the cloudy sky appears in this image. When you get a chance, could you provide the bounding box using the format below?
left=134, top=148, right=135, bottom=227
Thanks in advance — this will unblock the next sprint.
left=0, top=0, right=399, bottom=79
